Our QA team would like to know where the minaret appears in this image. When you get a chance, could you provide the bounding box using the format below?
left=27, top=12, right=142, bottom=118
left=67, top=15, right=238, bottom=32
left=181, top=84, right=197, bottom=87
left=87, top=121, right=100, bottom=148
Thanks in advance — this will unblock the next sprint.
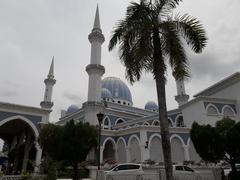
left=86, top=5, right=105, bottom=102
left=40, top=57, right=56, bottom=109
left=175, top=79, right=189, bottom=107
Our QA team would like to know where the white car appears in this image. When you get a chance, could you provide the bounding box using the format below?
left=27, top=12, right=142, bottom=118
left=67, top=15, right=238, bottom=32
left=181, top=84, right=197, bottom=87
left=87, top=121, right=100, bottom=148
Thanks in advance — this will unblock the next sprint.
left=104, top=163, right=144, bottom=180
left=173, top=165, right=202, bottom=180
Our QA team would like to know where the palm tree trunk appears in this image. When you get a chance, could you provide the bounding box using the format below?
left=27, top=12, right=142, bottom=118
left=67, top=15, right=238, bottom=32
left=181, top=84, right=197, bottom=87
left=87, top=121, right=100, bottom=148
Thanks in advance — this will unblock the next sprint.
left=153, top=28, right=174, bottom=180
left=73, top=163, right=79, bottom=180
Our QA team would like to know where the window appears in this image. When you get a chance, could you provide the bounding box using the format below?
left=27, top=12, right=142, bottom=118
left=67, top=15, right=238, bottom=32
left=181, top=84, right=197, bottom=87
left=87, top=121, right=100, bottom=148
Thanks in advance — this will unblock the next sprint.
left=207, top=105, right=218, bottom=115
left=176, top=116, right=184, bottom=127
left=153, top=120, right=160, bottom=126
left=103, top=117, right=111, bottom=129
left=175, top=166, right=184, bottom=171
left=116, top=119, right=124, bottom=125
left=223, top=106, right=235, bottom=116
left=168, top=119, right=173, bottom=127
left=143, top=122, right=149, bottom=126
left=184, top=166, right=194, bottom=172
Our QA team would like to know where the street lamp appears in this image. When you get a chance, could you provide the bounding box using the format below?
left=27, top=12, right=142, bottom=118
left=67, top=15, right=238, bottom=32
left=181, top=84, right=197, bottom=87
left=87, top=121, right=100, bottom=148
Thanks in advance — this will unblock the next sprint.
left=96, top=112, right=104, bottom=170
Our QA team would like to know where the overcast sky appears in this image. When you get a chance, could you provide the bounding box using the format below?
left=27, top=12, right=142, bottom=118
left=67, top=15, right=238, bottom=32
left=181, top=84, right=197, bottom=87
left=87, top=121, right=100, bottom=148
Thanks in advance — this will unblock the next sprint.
left=0, top=0, right=240, bottom=131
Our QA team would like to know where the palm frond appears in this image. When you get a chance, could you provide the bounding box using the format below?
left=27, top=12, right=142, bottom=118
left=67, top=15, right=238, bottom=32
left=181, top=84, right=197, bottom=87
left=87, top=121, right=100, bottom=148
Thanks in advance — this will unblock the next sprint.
left=160, top=21, right=189, bottom=80
left=173, top=13, right=208, bottom=53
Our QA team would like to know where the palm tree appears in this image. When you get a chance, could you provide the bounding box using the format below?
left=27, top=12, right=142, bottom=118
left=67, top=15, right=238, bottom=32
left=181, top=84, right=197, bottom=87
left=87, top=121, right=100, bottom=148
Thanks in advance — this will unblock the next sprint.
left=108, top=0, right=207, bottom=179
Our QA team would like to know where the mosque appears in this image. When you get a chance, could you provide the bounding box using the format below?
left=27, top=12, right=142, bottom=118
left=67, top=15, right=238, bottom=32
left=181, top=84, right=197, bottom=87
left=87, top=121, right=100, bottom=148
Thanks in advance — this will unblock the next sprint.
left=0, top=6, right=240, bottom=174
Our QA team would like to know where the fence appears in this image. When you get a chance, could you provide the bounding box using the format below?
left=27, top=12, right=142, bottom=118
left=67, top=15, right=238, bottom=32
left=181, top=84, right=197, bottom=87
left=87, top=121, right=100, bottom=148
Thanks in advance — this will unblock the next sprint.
left=0, top=175, right=45, bottom=180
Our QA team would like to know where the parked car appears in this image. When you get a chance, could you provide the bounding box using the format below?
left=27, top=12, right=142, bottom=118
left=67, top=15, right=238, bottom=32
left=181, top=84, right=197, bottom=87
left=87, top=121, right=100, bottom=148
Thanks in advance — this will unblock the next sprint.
left=173, top=165, right=202, bottom=180
left=224, top=163, right=240, bottom=177
left=104, top=163, right=144, bottom=180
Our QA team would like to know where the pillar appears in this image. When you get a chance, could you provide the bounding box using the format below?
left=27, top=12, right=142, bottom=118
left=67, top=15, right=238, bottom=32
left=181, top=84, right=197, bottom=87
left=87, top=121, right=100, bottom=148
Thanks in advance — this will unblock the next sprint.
left=140, top=130, right=150, bottom=162
left=34, top=142, right=43, bottom=174
left=126, top=146, right=130, bottom=163
left=183, top=145, right=190, bottom=161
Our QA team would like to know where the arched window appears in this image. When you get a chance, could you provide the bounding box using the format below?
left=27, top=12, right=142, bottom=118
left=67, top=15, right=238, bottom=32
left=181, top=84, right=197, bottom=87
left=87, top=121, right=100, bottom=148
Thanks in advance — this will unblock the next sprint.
left=103, top=117, right=111, bottom=129
left=176, top=116, right=184, bottom=127
left=207, top=105, right=218, bottom=115
left=223, top=106, right=235, bottom=116
left=115, top=118, right=124, bottom=125
left=152, top=120, right=160, bottom=126
left=168, top=119, right=173, bottom=127
left=143, top=122, right=150, bottom=126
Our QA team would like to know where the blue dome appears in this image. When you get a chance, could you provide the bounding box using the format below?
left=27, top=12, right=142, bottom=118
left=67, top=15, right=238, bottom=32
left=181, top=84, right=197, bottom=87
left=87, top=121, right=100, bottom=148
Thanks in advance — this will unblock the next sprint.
left=67, top=105, right=79, bottom=114
left=101, top=88, right=113, bottom=98
left=102, top=77, right=132, bottom=103
left=145, top=101, right=158, bottom=111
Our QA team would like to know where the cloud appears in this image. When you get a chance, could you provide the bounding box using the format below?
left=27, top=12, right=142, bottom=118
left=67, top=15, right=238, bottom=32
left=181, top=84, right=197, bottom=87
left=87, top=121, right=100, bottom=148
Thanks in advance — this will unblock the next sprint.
left=63, top=92, right=83, bottom=104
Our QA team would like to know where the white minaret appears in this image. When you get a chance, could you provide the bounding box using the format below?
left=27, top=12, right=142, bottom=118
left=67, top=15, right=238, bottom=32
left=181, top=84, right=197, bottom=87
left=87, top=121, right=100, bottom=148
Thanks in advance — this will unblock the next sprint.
left=175, top=79, right=189, bottom=107
left=86, top=5, right=105, bottom=102
left=40, top=57, right=56, bottom=109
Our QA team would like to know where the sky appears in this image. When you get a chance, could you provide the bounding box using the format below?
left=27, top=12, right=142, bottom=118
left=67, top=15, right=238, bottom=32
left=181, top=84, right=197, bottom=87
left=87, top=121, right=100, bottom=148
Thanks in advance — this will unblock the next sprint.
left=0, top=0, right=240, bottom=148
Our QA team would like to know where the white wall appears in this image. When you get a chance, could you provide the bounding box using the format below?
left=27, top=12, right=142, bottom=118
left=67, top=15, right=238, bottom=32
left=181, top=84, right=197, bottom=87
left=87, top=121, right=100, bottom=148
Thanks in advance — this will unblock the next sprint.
left=182, top=100, right=223, bottom=127
left=0, top=139, right=3, bottom=151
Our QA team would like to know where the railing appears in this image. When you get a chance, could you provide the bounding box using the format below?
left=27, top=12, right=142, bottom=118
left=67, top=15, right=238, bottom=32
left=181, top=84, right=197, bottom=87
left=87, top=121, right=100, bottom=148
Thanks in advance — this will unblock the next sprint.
left=0, top=175, right=45, bottom=180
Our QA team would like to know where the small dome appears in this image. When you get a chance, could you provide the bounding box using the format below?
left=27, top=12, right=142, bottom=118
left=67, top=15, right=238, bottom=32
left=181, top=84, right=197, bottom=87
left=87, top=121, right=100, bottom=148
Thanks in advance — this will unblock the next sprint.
left=145, top=101, right=158, bottom=111
left=101, top=88, right=113, bottom=98
left=67, top=105, right=79, bottom=114
left=102, top=77, right=132, bottom=103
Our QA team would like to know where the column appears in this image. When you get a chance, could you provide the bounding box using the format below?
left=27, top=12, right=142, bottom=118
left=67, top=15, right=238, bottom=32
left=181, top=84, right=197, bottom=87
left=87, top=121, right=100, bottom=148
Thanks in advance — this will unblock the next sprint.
left=140, top=130, right=150, bottom=162
left=126, top=146, right=130, bottom=162
left=22, top=132, right=32, bottom=172
left=183, top=145, right=190, bottom=161
left=100, top=146, right=104, bottom=164
left=34, top=142, right=43, bottom=174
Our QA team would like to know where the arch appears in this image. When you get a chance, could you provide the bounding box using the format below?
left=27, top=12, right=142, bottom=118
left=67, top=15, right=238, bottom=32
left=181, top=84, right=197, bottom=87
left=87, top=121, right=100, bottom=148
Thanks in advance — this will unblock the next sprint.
left=168, top=118, right=173, bottom=127
left=103, top=116, right=111, bottom=130
left=143, top=122, right=150, bottom=126
left=149, top=134, right=163, bottom=162
left=0, top=115, right=39, bottom=138
left=222, top=105, right=235, bottom=116
left=170, top=134, right=185, bottom=146
left=115, top=118, right=125, bottom=125
left=116, top=138, right=127, bottom=163
left=206, top=104, right=219, bottom=115
left=103, top=139, right=116, bottom=161
left=128, top=135, right=141, bottom=163
left=102, top=137, right=116, bottom=149
left=152, top=120, right=160, bottom=126
left=171, top=135, right=185, bottom=163
left=187, top=138, right=201, bottom=162
left=175, top=115, right=184, bottom=127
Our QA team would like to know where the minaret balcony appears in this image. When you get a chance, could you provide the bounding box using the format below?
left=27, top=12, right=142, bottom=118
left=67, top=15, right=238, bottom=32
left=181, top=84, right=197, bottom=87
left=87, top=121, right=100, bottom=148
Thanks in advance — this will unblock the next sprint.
left=44, top=78, right=56, bottom=85
left=88, top=31, right=105, bottom=44
left=86, top=64, right=105, bottom=76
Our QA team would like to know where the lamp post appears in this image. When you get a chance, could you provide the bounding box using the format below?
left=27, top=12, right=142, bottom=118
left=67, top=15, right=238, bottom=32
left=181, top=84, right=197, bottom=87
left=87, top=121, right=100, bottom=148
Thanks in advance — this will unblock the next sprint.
left=96, top=112, right=104, bottom=170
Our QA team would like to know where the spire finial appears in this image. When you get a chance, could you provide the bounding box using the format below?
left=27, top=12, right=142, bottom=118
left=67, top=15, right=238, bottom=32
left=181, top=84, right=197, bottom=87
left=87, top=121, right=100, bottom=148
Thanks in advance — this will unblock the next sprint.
left=48, top=56, right=54, bottom=78
left=93, top=5, right=101, bottom=31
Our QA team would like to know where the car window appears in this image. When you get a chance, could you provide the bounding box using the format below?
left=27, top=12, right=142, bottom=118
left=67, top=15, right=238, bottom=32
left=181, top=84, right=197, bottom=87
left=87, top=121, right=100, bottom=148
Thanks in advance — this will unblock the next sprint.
left=184, top=166, right=194, bottom=172
left=175, top=166, right=183, bottom=171
left=114, top=165, right=128, bottom=171
left=127, top=164, right=140, bottom=170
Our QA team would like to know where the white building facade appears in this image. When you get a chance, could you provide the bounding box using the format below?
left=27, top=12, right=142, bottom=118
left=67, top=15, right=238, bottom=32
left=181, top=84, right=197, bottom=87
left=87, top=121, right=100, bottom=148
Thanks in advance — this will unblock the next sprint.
left=57, top=7, right=240, bottom=165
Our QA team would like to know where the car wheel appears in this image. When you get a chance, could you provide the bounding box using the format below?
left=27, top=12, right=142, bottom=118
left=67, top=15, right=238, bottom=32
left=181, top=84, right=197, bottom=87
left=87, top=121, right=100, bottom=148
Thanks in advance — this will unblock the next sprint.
left=136, top=174, right=143, bottom=180
left=106, top=175, right=113, bottom=180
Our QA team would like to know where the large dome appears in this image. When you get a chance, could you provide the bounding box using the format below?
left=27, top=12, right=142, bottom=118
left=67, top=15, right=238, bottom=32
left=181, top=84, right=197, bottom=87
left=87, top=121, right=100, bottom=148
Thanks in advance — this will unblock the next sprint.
left=102, top=77, right=132, bottom=105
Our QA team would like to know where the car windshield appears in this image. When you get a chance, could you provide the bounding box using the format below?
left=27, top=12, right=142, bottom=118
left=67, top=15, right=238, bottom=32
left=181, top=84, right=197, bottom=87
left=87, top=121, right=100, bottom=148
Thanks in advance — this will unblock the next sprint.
left=110, top=165, right=117, bottom=170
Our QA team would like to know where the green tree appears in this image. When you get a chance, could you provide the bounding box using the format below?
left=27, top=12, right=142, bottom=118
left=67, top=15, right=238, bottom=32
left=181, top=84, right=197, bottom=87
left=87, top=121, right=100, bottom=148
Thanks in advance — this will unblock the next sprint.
left=39, top=120, right=98, bottom=180
left=108, top=0, right=207, bottom=179
left=191, top=118, right=240, bottom=179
